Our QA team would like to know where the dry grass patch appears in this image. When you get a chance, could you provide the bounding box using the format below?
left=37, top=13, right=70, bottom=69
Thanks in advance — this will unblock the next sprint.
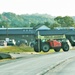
left=0, top=45, right=34, bottom=53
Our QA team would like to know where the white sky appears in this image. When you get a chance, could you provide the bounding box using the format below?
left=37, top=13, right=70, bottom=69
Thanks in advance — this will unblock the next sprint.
left=0, top=0, right=75, bottom=16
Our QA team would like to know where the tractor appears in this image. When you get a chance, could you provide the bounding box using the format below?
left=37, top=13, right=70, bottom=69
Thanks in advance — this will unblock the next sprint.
left=33, top=39, right=69, bottom=52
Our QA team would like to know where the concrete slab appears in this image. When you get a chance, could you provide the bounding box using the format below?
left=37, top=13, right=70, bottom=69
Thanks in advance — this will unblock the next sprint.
left=0, top=53, right=11, bottom=59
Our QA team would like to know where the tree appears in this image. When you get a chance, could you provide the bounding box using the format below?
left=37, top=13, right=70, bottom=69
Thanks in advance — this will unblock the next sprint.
left=50, top=22, right=61, bottom=29
left=54, top=16, right=63, bottom=24
left=0, top=21, right=10, bottom=28
left=54, top=16, right=75, bottom=27
left=63, top=16, right=75, bottom=27
left=44, top=21, right=50, bottom=27
left=30, top=23, right=36, bottom=27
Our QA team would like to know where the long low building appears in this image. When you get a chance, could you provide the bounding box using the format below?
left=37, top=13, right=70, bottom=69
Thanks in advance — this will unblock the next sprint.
left=0, top=27, right=75, bottom=46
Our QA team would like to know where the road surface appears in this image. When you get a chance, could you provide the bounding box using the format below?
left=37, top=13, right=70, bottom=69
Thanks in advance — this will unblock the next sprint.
left=0, top=50, right=75, bottom=75
left=45, top=53, right=75, bottom=75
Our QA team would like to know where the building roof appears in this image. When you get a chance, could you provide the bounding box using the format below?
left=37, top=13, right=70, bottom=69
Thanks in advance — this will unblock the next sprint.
left=35, top=29, right=75, bottom=36
left=0, top=27, right=33, bottom=30
left=36, top=25, right=50, bottom=30
left=33, top=25, right=50, bottom=30
left=0, top=28, right=35, bottom=35
left=0, top=28, right=75, bottom=35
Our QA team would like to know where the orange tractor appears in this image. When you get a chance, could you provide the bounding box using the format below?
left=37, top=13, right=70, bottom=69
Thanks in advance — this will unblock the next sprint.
left=34, top=39, right=69, bottom=52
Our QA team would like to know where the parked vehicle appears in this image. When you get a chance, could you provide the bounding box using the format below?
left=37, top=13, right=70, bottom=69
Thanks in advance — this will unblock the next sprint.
left=0, top=40, right=7, bottom=46
left=16, top=39, right=28, bottom=46
left=7, top=39, right=16, bottom=46
left=29, top=41, right=35, bottom=47
left=33, top=39, right=69, bottom=52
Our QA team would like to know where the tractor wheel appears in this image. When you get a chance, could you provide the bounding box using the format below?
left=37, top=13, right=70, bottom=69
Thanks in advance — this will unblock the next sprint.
left=42, top=43, right=50, bottom=52
left=34, top=45, right=41, bottom=52
left=54, top=48, right=60, bottom=52
left=62, top=43, right=69, bottom=52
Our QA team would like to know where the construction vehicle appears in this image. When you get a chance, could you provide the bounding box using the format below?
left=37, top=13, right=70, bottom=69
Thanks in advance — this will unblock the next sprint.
left=34, top=39, right=69, bottom=52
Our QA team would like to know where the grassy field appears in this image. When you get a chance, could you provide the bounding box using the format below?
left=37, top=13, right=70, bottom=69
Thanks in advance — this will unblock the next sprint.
left=0, top=45, right=34, bottom=53
left=0, top=45, right=56, bottom=54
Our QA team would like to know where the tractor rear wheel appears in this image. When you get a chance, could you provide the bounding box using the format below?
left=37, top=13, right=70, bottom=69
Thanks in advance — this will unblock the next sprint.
left=42, top=43, right=50, bottom=52
left=34, top=45, right=41, bottom=52
left=62, top=43, right=69, bottom=52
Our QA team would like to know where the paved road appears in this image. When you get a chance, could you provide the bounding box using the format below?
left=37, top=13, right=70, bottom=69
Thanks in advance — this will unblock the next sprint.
left=58, top=59, right=75, bottom=75
left=0, top=50, right=75, bottom=75
left=45, top=55, right=75, bottom=75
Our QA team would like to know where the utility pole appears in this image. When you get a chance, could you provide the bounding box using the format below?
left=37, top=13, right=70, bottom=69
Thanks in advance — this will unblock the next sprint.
left=38, top=31, right=41, bottom=52
left=6, top=24, right=8, bottom=37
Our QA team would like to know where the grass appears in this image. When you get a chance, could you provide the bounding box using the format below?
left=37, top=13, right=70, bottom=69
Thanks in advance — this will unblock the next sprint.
left=0, top=45, right=34, bottom=53
left=0, top=45, right=56, bottom=54
left=0, top=45, right=68, bottom=54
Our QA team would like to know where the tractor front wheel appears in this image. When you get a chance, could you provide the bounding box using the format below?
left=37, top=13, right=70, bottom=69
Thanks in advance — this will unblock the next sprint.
left=42, top=43, right=50, bottom=52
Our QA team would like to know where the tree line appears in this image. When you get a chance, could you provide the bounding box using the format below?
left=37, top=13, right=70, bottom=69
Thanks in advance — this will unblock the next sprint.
left=0, top=12, right=75, bottom=29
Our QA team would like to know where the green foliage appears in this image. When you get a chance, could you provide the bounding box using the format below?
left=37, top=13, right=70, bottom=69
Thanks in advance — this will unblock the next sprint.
left=0, top=12, right=75, bottom=29
left=44, top=21, right=51, bottom=27
left=50, top=22, right=61, bottom=29
left=63, top=16, right=75, bottom=27
left=54, top=16, right=75, bottom=27
left=0, top=12, right=54, bottom=28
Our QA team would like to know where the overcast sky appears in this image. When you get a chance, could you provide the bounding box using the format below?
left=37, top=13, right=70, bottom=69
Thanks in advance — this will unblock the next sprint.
left=0, top=0, right=75, bottom=16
